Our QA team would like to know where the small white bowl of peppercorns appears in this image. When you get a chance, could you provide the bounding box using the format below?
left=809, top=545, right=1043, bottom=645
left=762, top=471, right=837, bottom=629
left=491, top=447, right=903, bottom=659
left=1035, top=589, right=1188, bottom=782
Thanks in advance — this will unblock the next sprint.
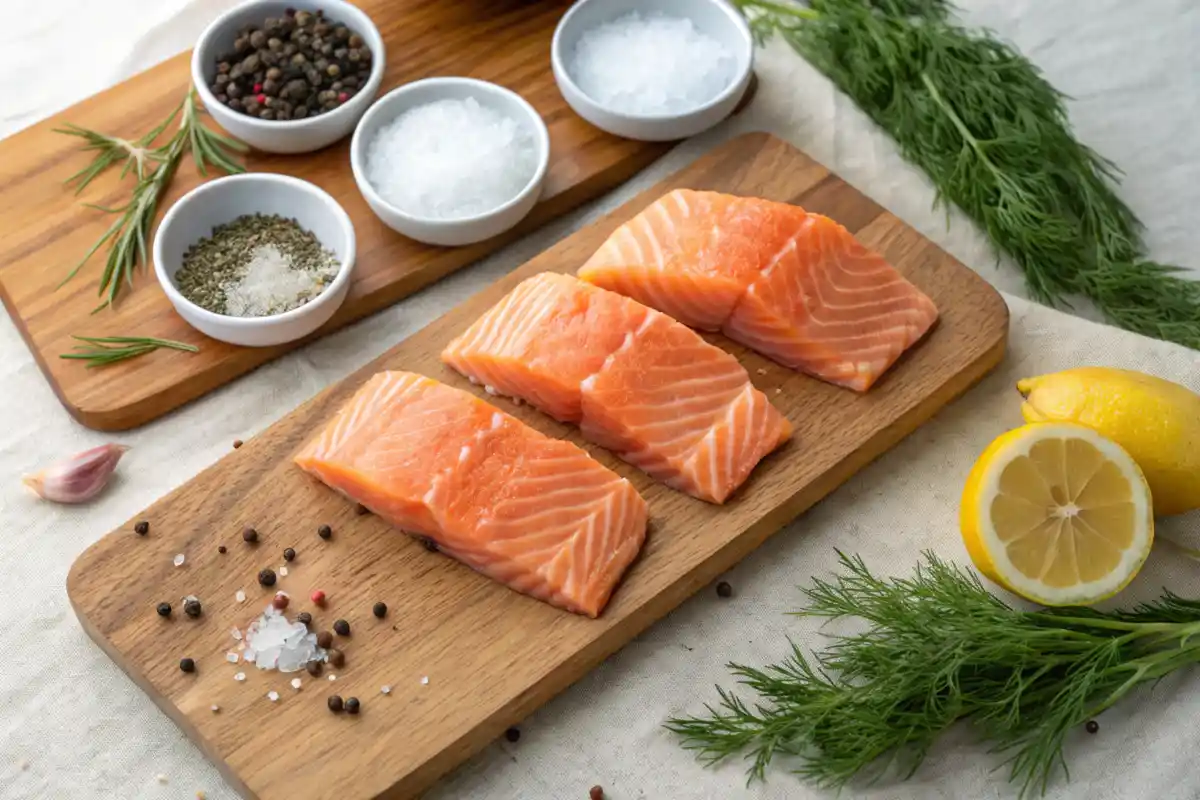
left=192, top=0, right=385, bottom=154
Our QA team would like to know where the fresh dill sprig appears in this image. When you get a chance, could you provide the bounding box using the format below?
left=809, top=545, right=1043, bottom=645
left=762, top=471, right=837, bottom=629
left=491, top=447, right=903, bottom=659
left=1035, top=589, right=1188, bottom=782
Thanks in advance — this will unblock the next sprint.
left=60, top=335, right=199, bottom=368
left=665, top=551, right=1200, bottom=797
left=733, top=0, right=1200, bottom=350
left=57, top=87, right=247, bottom=311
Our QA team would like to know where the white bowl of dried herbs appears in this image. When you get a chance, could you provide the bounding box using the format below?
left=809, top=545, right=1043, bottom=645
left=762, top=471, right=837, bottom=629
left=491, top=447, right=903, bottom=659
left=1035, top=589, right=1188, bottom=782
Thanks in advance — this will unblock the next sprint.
left=153, top=173, right=356, bottom=347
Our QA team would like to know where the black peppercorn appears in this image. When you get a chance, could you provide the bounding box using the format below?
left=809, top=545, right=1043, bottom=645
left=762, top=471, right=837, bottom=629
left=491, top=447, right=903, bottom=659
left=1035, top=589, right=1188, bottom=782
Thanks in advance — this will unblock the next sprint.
left=134, top=520, right=149, bottom=535
left=1085, top=720, right=1100, bottom=734
left=179, top=657, right=196, bottom=673
left=242, top=527, right=259, bottom=544
left=327, top=694, right=344, bottom=713
left=259, top=109, right=275, bottom=120
left=716, top=581, right=733, bottom=598
left=218, top=545, right=227, bottom=554
left=318, top=524, right=332, bottom=540
left=333, top=619, right=350, bottom=636
left=345, top=697, right=360, bottom=715
left=297, top=611, right=312, bottom=626
left=316, top=631, right=333, bottom=649
left=184, top=598, right=203, bottom=618
left=421, top=536, right=439, bottom=553
left=258, top=568, right=277, bottom=587
left=156, top=602, right=171, bottom=618
left=283, top=547, right=296, bottom=562
left=504, top=727, right=520, bottom=743
left=327, top=648, right=345, bottom=668
left=372, top=602, right=387, bottom=619
left=292, top=106, right=309, bottom=120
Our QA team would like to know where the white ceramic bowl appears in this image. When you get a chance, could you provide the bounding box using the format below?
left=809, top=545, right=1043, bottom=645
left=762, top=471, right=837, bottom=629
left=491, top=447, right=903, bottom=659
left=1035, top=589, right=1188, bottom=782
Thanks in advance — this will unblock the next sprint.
left=192, top=0, right=385, bottom=154
left=153, top=173, right=356, bottom=347
left=551, top=0, right=754, bottom=142
left=349, top=77, right=551, bottom=247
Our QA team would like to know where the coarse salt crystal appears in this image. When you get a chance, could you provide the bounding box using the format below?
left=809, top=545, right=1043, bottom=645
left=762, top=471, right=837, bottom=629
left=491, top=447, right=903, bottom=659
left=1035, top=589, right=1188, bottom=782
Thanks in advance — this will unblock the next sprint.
left=235, top=590, right=246, bottom=603
left=226, top=652, right=239, bottom=663
left=327, top=674, right=337, bottom=681
left=279, top=566, right=288, bottom=577
left=291, top=678, right=302, bottom=690
left=267, top=691, right=280, bottom=702
left=17, top=759, right=30, bottom=771
left=420, top=675, right=429, bottom=686
left=156, top=774, right=169, bottom=785
left=231, top=627, right=242, bottom=640
left=364, top=97, right=538, bottom=221
left=381, top=685, right=391, bottom=695
left=234, top=672, right=246, bottom=682
left=569, top=11, right=737, bottom=116
left=210, top=705, right=220, bottom=713
left=173, top=553, right=186, bottom=567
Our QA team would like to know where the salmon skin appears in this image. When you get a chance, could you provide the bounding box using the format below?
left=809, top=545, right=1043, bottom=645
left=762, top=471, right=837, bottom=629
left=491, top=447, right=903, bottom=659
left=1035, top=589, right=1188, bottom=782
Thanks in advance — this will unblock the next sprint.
left=578, top=189, right=939, bottom=391
left=294, top=371, right=648, bottom=618
left=442, top=273, right=792, bottom=504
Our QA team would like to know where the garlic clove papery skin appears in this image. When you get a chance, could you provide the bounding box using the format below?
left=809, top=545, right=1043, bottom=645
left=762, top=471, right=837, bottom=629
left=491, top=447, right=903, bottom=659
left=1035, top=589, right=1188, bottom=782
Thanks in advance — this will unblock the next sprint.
left=22, top=443, right=130, bottom=504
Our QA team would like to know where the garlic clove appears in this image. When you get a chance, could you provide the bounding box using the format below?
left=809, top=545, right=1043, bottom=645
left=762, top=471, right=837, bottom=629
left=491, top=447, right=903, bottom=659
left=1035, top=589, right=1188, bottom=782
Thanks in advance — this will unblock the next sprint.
left=22, top=443, right=130, bottom=504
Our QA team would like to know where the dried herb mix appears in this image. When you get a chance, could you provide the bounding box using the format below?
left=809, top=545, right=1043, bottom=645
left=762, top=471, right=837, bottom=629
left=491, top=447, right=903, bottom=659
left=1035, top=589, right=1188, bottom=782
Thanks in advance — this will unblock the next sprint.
left=175, top=213, right=339, bottom=318
left=210, top=8, right=373, bottom=122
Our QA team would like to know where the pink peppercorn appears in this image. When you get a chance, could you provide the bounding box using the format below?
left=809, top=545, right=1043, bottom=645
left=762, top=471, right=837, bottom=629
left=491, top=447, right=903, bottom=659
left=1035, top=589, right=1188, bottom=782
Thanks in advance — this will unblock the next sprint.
left=337, top=92, right=349, bottom=104
left=272, top=592, right=289, bottom=611
left=311, top=590, right=326, bottom=606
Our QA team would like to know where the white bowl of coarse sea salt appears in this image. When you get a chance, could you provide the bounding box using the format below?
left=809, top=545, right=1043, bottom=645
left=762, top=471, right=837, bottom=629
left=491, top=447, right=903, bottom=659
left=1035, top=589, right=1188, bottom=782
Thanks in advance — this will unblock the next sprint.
left=552, top=0, right=753, bottom=142
left=350, top=77, right=551, bottom=247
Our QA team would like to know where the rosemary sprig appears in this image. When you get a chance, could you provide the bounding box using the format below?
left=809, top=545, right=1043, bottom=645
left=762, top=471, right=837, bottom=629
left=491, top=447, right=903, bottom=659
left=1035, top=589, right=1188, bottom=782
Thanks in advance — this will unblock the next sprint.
left=57, top=87, right=247, bottom=310
left=734, top=0, right=1200, bottom=350
left=60, top=335, right=199, bottom=368
left=666, top=551, right=1200, bottom=797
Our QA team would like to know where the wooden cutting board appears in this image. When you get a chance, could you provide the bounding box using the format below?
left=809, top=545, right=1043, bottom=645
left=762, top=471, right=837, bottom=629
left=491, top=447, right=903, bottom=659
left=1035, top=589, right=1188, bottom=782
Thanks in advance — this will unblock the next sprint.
left=0, top=0, right=757, bottom=432
left=68, top=133, right=1009, bottom=800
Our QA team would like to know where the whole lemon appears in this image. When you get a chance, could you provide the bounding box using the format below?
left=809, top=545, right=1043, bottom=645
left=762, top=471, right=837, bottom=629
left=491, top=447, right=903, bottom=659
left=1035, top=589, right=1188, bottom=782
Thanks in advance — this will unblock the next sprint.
left=1017, top=367, right=1200, bottom=516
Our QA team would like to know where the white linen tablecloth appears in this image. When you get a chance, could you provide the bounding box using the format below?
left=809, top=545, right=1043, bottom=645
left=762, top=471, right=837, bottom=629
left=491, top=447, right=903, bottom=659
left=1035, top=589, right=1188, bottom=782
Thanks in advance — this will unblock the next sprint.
left=2, top=1, right=1198, bottom=798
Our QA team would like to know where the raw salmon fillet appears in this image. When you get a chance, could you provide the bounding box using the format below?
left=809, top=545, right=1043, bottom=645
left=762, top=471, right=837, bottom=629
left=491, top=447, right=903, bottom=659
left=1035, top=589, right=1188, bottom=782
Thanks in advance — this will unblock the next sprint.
left=442, top=273, right=791, bottom=504
left=578, top=189, right=939, bottom=391
left=294, top=371, right=647, bottom=618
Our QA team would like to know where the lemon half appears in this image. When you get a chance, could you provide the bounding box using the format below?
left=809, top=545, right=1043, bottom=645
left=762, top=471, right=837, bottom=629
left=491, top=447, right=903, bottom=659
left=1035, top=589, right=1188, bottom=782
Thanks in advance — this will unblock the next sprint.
left=960, top=422, right=1154, bottom=606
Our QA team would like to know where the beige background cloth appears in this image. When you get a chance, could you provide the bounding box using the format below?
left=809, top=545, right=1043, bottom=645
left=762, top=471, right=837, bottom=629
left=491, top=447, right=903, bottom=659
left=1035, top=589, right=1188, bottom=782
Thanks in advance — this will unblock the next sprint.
left=2, top=1, right=1198, bottom=798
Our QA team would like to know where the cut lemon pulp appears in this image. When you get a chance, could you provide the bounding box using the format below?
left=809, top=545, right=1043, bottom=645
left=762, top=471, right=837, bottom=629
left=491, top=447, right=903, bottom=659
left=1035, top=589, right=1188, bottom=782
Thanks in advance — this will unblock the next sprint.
left=960, top=422, right=1154, bottom=606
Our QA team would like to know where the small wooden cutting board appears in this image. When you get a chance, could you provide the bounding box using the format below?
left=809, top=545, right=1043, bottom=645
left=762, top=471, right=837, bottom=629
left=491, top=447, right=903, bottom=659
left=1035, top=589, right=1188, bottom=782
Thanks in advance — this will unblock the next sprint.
left=0, top=0, right=761, bottom=431
left=68, top=133, right=1009, bottom=800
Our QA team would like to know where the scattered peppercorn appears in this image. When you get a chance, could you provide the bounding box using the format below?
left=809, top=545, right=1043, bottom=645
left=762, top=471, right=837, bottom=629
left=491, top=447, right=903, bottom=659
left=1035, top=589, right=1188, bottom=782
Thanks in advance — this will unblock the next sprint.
left=1086, top=719, right=1100, bottom=734
left=716, top=581, right=733, bottom=598
left=283, top=547, right=296, bottom=562
left=179, top=657, right=196, bottom=673
left=134, top=521, right=149, bottom=535
left=218, top=545, right=227, bottom=554
left=372, top=602, right=387, bottom=619
left=420, top=536, right=439, bottom=553
left=589, top=787, right=604, bottom=800
left=311, top=589, right=327, bottom=606
left=184, top=598, right=203, bottom=618
left=272, top=592, right=290, bottom=611
left=232, top=439, right=243, bottom=449
left=242, top=527, right=259, bottom=544
left=258, top=568, right=277, bottom=587
left=306, top=659, right=324, bottom=677
left=156, top=602, right=172, bottom=618
left=355, top=503, right=369, bottom=515
left=316, top=631, right=333, bottom=649
left=504, top=727, right=520, bottom=743
left=327, top=695, right=344, bottom=713
left=327, top=648, right=345, bottom=668
left=297, top=611, right=312, bottom=626
left=345, top=697, right=360, bottom=715
left=318, top=524, right=332, bottom=540
left=333, top=619, right=350, bottom=636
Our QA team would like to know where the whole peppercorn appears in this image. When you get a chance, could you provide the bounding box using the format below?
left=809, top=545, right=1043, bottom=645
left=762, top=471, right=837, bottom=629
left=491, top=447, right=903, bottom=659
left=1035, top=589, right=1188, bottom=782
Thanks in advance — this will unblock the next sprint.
left=296, top=611, right=312, bottom=626
left=258, top=568, right=277, bottom=587
left=134, top=521, right=149, bottom=535
left=333, top=619, right=350, bottom=637
left=218, top=545, right=227, bottom=554
left=242, top=527, right=259, bottom=544
left=156, top=602, right=172, bottom=618
left=589, top=787, right=604, bottom=800
left=184, top=598, right=203, bottom=618
left=306, top=659, right=323, bottom=677
left=421, top=537, right=439, bottom=553
left=318, top=524, right=332, bottom=540
left=344, top=697, right=360, bottom=715
left=268, top=37, right=283, bottom=52
left=179, top=657, right=196, bottom=673
left=262, top=79, right=280, bottom=96
left=716, top=581, right=733, bottom=598
left=504, top=727, right=520, bottom=743
left=272, top=592, right=289, bottom=611
left=311, top=590, right=327, bottom=606
left=1085, top=720, right=1100, bottom=734
left=348, top=34, right=363, bottom=48
left=327, top=648, right=345, bottom=668
left=316, top=631, right=333, bottom=649
left=327, top=694, right=344, bottom=713
left=292, top=106, right=309, bottom=120
left=372, top=602, right=387, bottom=619
left=283, top=547, right=296, bottom=562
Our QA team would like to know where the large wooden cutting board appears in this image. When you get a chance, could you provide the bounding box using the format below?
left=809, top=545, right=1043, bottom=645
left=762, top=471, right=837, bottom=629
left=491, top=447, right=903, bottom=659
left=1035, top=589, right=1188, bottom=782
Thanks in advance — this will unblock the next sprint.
left=68, top=133, right=1009, bottom=800
left=0, top=0, right=756, bottom=432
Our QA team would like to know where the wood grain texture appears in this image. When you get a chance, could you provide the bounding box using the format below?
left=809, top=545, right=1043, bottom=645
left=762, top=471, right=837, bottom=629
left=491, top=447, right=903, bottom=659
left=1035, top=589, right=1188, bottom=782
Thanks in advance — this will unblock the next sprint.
left=0, top=0, right=756, bottom=432
left=68, top=133, right=1010, bottom=800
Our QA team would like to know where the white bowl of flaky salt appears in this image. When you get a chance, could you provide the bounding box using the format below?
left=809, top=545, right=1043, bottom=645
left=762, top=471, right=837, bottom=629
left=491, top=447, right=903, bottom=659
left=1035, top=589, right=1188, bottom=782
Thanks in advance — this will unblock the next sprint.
left=350, top=77, right=551, bottom=247
left=153, top=173, right=356, bottom=347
